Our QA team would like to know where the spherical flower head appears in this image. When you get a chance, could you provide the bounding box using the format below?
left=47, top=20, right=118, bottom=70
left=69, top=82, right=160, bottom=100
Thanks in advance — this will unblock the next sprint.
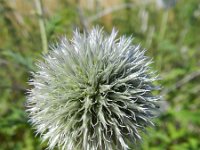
left=27, top=27, right=161, bottom=150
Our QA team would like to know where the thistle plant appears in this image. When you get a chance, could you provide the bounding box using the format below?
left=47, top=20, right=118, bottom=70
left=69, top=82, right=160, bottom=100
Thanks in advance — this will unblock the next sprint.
left=27, top=27, right=161, bottom=150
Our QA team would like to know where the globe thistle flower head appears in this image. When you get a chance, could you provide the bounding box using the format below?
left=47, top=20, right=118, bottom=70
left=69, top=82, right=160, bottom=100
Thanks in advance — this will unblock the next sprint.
left=27, top=27, right=161, bottom=150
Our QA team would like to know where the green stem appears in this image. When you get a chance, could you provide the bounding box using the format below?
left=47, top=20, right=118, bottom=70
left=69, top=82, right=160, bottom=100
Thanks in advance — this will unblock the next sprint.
left=159, top=10, right=169, bottom=41
left=34, top=0, right=48, bottom=54
left=157, top=10, right=169, bottom=71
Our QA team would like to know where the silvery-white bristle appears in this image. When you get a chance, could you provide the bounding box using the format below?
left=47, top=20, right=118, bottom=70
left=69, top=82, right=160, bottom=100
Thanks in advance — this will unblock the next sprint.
left=26, top=27, right=161, bottom=150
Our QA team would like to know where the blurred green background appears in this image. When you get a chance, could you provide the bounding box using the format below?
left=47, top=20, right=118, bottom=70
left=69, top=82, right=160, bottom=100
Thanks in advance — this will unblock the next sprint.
left=0, top=0, right=200, bottom=149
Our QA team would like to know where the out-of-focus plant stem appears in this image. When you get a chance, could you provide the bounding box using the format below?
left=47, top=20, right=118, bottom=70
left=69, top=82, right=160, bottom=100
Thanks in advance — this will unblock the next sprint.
left=159, top=10, right=169, bottom=41
left=76, top=0, right=89, bottom=32
left=157, top=10, right=169, bottom=71
left=34, top=0, right=48, bottom=54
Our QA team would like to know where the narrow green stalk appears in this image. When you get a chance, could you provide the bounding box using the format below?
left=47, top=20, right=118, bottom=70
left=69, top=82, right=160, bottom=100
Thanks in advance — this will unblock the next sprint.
left=159, top=10, right=169, bottom=41
left=34, top=0, right=48, bottom=54
left=158, top=10, right=169, bottom=71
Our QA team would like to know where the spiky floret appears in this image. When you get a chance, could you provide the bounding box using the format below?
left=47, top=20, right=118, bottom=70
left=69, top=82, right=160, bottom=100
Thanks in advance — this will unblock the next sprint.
left=27, top=27, right=160, bottom=150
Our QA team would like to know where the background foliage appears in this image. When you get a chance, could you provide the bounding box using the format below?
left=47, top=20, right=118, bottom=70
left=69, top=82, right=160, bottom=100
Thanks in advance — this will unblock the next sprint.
left=0, top=0, right=200, bottom=149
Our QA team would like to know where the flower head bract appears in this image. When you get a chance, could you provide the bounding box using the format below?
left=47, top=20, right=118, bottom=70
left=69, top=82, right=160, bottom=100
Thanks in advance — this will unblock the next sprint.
left=27, top=27, right=161, bottom=150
